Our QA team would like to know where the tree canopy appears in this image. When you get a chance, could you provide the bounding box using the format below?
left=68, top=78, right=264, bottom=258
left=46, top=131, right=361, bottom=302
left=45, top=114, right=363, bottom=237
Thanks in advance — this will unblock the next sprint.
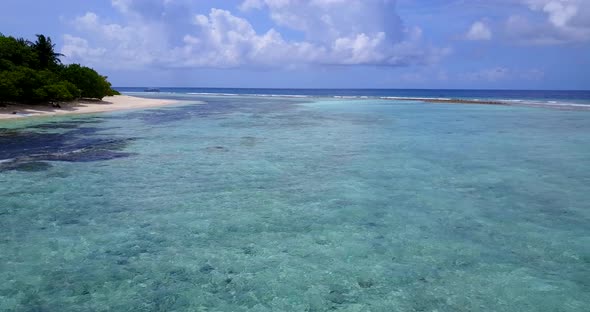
left=0, top=33, right=119, bottom=104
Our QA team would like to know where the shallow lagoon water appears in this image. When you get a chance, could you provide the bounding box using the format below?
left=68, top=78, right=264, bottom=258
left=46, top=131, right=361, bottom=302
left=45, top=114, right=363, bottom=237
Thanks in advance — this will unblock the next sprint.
left=1, top=96, right=589, bottom=311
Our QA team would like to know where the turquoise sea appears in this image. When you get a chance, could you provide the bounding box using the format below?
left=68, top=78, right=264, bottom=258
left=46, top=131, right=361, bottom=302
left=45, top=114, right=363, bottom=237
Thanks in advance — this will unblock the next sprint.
left=1, top=91, right=589, bottom=311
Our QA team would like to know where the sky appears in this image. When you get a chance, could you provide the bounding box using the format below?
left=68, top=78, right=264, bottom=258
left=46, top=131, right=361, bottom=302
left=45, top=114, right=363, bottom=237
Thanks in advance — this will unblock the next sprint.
left=1, top=0, right=589, bottom=89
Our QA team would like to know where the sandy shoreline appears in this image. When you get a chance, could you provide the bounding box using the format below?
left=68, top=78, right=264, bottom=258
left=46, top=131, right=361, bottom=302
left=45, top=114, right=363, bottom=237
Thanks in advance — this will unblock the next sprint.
left=0, top=95, right=183, bottom=120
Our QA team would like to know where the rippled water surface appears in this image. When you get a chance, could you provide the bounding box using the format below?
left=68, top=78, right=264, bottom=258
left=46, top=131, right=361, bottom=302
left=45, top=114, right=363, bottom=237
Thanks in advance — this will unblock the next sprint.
left=1, top=95, right=589, bottom=311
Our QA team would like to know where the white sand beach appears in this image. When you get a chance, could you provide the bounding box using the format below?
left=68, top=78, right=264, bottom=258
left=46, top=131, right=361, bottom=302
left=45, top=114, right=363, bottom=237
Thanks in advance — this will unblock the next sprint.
left=0, top=95, right=182, bottom=120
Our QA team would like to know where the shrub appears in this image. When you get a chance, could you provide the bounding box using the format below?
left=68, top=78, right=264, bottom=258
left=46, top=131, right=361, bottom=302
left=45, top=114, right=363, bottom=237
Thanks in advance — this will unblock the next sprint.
left=61, top=64, right=111, bottom=99
left=107, top=88, right=121, bottom=96
left=42, top=81, right=78, bottom=102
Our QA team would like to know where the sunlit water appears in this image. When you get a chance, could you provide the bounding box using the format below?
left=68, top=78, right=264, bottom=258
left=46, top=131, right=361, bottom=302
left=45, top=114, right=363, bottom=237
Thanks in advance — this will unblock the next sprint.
left=1, top=95, right=589, bottom=311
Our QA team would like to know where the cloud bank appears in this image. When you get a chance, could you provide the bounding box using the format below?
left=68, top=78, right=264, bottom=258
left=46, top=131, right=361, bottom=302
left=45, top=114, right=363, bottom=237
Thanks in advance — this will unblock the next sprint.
left=507, top=0, right=590, bottom=44
left=61, top=0, right=449, bottom=69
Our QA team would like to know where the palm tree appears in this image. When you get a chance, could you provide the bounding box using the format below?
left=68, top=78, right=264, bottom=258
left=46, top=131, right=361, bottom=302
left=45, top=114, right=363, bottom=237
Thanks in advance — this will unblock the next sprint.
left=15, top=37, right=32, bottom=47
left=33, top=34, right=63, bottom=68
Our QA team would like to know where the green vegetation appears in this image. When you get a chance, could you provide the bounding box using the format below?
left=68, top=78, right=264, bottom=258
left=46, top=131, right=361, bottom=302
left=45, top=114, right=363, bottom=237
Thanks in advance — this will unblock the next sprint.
left=0, top=33, right=119, bottom=104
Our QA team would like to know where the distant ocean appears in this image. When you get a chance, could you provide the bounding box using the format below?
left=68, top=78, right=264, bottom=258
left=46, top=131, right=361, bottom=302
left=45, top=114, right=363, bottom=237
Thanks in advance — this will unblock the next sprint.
left=117, top=87, right=590, bottom=108
left=1, top=89, right=589, bottom=311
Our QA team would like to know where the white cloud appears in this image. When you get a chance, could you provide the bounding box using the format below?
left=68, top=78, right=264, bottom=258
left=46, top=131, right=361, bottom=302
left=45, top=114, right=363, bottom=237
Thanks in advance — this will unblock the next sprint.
left=466, top=21, right=492, bottom=40
left=61, top=0, right=448, bottom=69
left=239, top=0, right=264, bottom=11
left=168, top=9, right=321, bottom=68
left=241, top=0, right=404, bottom=43
left=505, top=0, right=590, bottom=44
left=525, top=0, right=578, bottom=27
left=436, top=0, right=590, bottom=45
left=172, top=8, right=447, bottom=68
left=61, top=35, right=107, bottom=64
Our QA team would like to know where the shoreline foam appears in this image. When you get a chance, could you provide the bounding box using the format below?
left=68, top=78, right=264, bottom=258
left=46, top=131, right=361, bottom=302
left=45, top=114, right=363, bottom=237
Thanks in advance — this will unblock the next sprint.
left=177, top=91, right=590, bottom=109
left=0, top=95, right=183, bottom=120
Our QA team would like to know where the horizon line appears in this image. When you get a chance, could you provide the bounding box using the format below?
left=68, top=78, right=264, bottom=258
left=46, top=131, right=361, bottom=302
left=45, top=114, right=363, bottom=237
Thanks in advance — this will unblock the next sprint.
left=112, top=87, right=590, bottom=92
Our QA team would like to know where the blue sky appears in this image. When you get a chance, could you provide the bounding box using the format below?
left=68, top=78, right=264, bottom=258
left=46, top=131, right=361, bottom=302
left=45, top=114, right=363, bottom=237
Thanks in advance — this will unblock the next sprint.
left=1, top=0, right=589, bottom=89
